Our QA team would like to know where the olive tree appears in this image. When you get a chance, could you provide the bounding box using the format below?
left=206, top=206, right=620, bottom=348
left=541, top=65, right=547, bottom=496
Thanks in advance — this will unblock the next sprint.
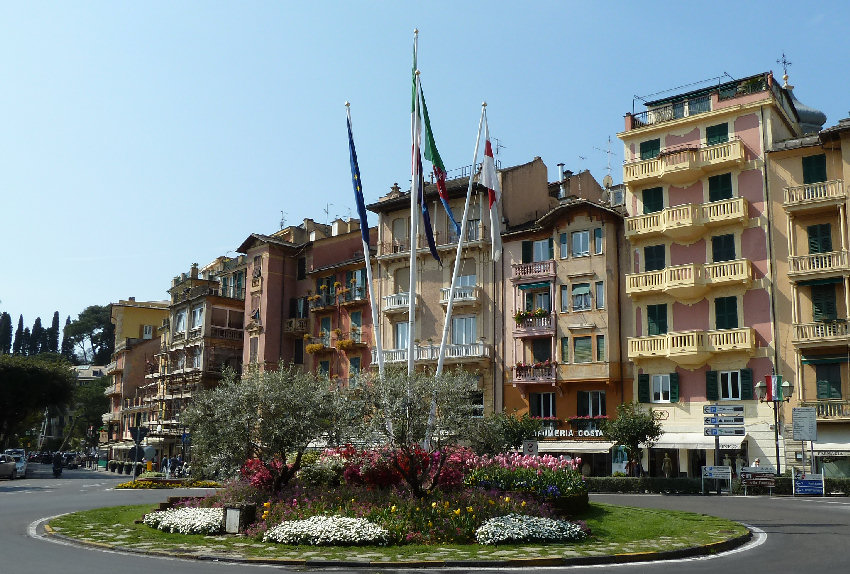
left=600, top=401, right=663, bottom=476
left=182, top=365, right=354, bottom=491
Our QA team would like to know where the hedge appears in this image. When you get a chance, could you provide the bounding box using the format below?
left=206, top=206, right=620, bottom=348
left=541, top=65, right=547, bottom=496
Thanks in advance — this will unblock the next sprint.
left=585, top=476, right=850, bottom=496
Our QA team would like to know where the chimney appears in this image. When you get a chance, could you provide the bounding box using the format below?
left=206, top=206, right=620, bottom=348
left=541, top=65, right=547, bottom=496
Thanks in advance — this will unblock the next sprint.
left=129, top=296, right=135, bottom=302
left=190, top=263, right=199, bottom=279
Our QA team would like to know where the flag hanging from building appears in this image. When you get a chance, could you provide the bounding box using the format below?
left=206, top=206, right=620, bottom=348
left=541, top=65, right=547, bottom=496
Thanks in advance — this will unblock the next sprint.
left=347, top=115, right=370, bottom=247
left=481, top=115, right=502, bottom=261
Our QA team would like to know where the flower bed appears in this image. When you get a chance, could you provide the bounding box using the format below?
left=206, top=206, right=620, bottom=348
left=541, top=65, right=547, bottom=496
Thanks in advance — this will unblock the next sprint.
left=263, top=516, right=388, bottom=546
left=475, top=514, right=588, bottom=545
left=143, top=507, right=224, bottom=534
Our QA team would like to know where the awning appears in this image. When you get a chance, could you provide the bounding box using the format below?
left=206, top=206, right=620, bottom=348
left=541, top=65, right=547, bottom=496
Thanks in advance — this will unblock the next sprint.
left=538, top=441, right=614, bottom=454
left=518, top=281, right=550, bottom=291
left=571, top=284, right=591, bottom=295
left=798, top=277, right=844, bottom=286
left=648, top=432, right=745, bottom=451
left=811, top=443, right=850, bottom=456
left=801, top=355, right=849, bottom=365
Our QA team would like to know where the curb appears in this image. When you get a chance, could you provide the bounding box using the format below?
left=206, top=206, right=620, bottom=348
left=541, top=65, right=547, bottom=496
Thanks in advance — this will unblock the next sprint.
left=43, top=527, right=753, bottom=568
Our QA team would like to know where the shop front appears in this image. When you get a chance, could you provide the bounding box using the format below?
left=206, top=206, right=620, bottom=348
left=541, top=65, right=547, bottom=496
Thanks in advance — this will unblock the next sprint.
left=811, top=427, right=850, bottom=478
left=646, top=432, right=747, bottom=478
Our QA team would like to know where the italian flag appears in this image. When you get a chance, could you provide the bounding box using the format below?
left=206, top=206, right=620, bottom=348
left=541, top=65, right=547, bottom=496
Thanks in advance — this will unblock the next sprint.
left=481, top=117, right=502, bottom=261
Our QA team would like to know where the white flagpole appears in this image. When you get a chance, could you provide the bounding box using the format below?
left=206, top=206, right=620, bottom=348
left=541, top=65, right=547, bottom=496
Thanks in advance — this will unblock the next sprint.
left=345, top=103, right=384, bottom=379
left=408, top=69, right=422, bottom=376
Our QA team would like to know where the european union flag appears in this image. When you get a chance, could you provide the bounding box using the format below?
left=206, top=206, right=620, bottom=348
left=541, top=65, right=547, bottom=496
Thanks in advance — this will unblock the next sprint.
left=347, top=115, right=370, bottom=247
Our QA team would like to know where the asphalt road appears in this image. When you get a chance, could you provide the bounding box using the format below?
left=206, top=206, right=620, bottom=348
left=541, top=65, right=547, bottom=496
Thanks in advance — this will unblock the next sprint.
left=2, top=464, right=849, bottom=573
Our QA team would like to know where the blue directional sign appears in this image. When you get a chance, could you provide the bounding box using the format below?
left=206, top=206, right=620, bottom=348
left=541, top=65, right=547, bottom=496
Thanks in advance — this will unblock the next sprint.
left=704, top=416, right=745, bottom=425
left=703, top=405, right=745, bottom=414
left=704, top=427, right=746, bottom=436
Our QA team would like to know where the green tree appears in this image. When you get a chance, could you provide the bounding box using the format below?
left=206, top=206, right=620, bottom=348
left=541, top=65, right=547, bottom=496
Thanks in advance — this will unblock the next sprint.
left=470, top=411, right=542, bottom=455
left=12, top=315, right=23, bottom=355
left=66, top=374, right=109, bottom=450
left=0, top=354, right=75, bottom=444
left=60, top=316, right=75, bottom=363
left=182, top=365, right=351, bottom=491
left=64, top=305, right=114, bottom=364
left=0, top=312, right=12, bottom=354
left=29, top=317, right=44, bottom=356
left=20, top=328, right=31, bottom=357
left=600, top=402, right=664, bottom=475
left=47, top=312, right=60, bottom=354
left=355, top=367, right=479, bottom=497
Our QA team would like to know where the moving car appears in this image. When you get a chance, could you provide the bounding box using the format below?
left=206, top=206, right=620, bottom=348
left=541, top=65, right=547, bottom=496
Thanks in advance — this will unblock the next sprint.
left=11, top=454, right=27, bottom=477
left=0, top=454, right=16, bottom=479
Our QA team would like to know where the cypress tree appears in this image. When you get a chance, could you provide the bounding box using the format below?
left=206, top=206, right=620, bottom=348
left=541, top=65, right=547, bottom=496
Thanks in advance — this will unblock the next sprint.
left=20, top=327, right=31, bottom=356
left=30, top=317, right=44, bottom=356
left=12, top=315, right=24, bottom=355
left=0, top=312, right=11, bottom=354
left=47, top=311, right=60, bottom=353
left=60, top=315, right=75, bottom=362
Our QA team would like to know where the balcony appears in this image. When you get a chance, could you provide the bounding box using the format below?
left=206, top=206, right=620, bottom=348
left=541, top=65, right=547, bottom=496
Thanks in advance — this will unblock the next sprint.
left=798, top=400, right=850, bottom=421
left=788, top=251, right=850, bottom=281
left=104, top=384, right=120, bottom=397
left=337, top=329, right=370, bottom=350
left=341, top=286, right=368, bottom=307
left=625, top=197, right=748, bottom=243
left=283, top=317, right=309, bottom=334
left=309, top=293, right=336, bottom=312
left=629, top=327, right=755, bottom=367
left=210, top=326, right=243, bottom=341
left=783, top=180, right=845, bottom=213
left=511, top=260, right=556, bottom=281
left=793, top=321, right=850, bottom=347
left=105, top=361, right=118, bottom=374
left=383, top=292, right=413, bottom=314
left=371, top=342, right=491, bottom=364
left=513, top=313, right=555, bottom=338
left=101, top=412, right=119, bottom=423
left=626, top=259, right=752, bottom=301
left=440, top=285, right=481, bottom=308
left=306, top=335, right=332, bottom=354
left=511, top=364, right=557, bottom=385
left=623, top=140, right=745, bottom=186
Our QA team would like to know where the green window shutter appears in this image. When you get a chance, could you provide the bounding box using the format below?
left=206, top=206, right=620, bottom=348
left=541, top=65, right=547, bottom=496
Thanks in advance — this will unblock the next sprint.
left=522, top=241, right=533, bottom=263
left=289, top=298, right=296, bottom=318
left=715, top=296, right=738, bottom=330
left=712, top=234, right=736, bottom=262
left=807, top=224, right=832, bottom=254
left=644, top=245, right=665, bottom=271
left=669, top=372, right=680, bottom=403
left=525, top=292, right=533, bottom=311
left=817, top=379, right=831, bottom=399
left=640, top=139, right=661, bottom=160
left=831, top=380, right=843, bottom=399
left=596, top=334, right=605, bottom=361
left=547, top=238, right=555, bottom=260
left=708, top=173, right=733, bottom=202
left=706, top=123, right=729, bottom=146
left=740, top=368, right=753, bottom=400
left=642, top=187, right=664, bottom=214
left=706, top=370, right=719, bottom=401
left=803, top=154, right=828, bottom=184
left=577, top=390, right=589, bottom=417
left=638, top=374, right=650, bottom=403
left=812, top=285, right=837, bottom=321
left=559, top=233, right=568, bottom=258
left=561, top=337, right=569, bottom=362
left=647, top=304, right=668, bottom=335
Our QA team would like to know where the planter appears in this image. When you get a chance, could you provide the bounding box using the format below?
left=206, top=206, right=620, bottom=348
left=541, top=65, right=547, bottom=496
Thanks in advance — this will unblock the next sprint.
left=124, top=464, right=132, bottom=475
left=549, top=491, right=589, bottom=516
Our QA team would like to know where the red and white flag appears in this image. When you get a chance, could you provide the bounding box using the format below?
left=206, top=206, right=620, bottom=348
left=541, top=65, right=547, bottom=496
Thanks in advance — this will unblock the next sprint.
left=481, top=118, right=502, bottom=261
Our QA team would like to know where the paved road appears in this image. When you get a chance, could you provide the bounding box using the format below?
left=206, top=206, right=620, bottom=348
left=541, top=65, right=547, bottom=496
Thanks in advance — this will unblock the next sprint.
left=3, top=465, right=849, bottom=572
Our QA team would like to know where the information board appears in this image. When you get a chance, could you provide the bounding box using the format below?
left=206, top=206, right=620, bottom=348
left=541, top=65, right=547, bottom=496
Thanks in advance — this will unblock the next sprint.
left=740, top=466, right=776, bottom=487
left=701, top=465, right=732, bottom=480
left=792, top=407, right=817, bottom=441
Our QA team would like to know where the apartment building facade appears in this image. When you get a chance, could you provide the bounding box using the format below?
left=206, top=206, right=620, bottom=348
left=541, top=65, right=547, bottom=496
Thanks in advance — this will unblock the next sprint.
left=619, top=72, right=808, bottom=476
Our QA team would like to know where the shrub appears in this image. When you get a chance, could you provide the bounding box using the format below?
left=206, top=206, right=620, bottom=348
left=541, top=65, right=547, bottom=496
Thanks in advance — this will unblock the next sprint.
left=475, top=514, right=587, bottom=545
left=466, top=454, right=587, bottom=502
left=583, top=476, right=703, bottom=494
left=263, top=516, right=389, bottom=546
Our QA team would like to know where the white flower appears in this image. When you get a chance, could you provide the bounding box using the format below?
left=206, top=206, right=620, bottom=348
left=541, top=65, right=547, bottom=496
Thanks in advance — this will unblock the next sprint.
left=475, top=514, right=586, bottom=545
left=143, top=507, right=224, bottom=535
left=263, top=515, right=388, bottom=546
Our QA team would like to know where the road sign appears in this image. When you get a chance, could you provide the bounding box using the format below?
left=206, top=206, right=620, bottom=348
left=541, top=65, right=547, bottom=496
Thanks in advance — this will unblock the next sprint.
left=703, top=405, right=745, bottom=414
left=703, top=416, right=745, bottom=425
left=522, top=440, right=538, bottom=456
left=792, top=407, right=817, bottom=441
left=794, top=473, right=824, bottom=496
left=704, top=427, right=746, bottom=436
left=701, top=465, right=732, bottom=480
left=129, top=426, right=149, bottom=443
left=740, top=466, right=776, bottom=487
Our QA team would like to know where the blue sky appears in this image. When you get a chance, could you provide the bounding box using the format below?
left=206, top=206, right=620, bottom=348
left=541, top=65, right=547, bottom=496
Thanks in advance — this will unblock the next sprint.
left=1, top=1, right=848, bottom=343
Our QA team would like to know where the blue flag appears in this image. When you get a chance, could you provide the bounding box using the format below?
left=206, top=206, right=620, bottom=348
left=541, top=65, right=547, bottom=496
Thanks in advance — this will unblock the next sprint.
left=347, top=115, right=370, bottom=247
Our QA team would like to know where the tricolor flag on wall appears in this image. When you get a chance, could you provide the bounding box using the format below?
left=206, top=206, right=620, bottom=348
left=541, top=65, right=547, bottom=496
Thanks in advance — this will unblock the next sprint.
left=480, top=116, right=502, bottom=261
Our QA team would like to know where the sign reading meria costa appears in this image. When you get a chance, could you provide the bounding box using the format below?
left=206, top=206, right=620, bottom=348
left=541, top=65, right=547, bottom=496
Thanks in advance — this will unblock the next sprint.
left=539, top=429, right=605, bottom=438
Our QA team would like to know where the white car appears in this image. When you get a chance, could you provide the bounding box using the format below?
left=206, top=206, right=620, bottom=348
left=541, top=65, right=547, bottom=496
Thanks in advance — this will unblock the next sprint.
left=0, top=454, right=16, bottom=479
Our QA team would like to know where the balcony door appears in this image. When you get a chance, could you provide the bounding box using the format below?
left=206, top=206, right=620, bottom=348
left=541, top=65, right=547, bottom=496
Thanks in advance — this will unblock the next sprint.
left=816, top=364, right=842, bottom=399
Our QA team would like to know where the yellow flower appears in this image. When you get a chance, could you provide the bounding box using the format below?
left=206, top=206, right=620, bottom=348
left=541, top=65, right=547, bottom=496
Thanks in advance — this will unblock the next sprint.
left=444, top=501, right=450, bottom=508
left=428, top=521, right=433, bottom=527
left=454, top=508, right=461, bottom=515
left=263, top=501, right=271, bottom=508
left=521, top=501, right=527, bottom=507
left=488, top=500, right=495, bottom=505
left=416, top=507, right=420, bottom=511
left=504, top=496, right=511, bottom=502
left=390, top=505, right=397, bottom=513
left=466, top=506, right=473, bottom=513
left=431, top=502, right=437, bottom=508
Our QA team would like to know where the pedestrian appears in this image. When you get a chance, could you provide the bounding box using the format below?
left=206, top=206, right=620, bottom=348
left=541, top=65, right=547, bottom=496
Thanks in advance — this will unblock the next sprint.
left=170, top=455, right=179, bottom=477
left=161, top=455, right=170, bottom=478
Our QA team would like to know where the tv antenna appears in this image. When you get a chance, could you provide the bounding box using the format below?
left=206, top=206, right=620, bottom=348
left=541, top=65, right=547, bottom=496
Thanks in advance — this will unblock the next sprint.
left=323, top=203, right=336, bottom=225
left=492, top=137, right=506, bottom=156
left=280, top=211, right=287, bottom=230
left=594, top=136, right=615, bottom=182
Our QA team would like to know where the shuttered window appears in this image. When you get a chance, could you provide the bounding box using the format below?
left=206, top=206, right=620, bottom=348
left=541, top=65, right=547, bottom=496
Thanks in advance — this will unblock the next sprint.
left=816, top=363, right=842, bottom=399
left=708, top=173, right=733, bottom=202
left=647, top=304, right=668, bottom=336
left=644, top=245, right=665, bottom=271
left=640, top=138, right=661, bottom=160
left=803, top=154, right=828, bottom=185
left=642, top=187, right=664, bottom=214
left=707, top=369, right=751, bottom=400
left=638, top=374, right=650, bottom=403
left=807, top=224, right=832, bottom=254
left=812, top=284, right=838, bottom=321
left=706, top=123, right=729, bottom=146
left=715, top=296, right=738, bottom=330
left=712, top=234, right=736, bottom=262
left=706, top=370, right=719, bottom=401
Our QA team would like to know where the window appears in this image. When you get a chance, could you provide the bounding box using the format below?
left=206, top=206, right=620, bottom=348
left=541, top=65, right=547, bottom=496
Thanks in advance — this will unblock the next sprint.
left=640, top=138, right=661, bottom=160
left=467, top=201, right=481, bottom=241
left=220, top=276, right=230, bottom=298
left=532, top=338, right=550, bottom=363
left=290, top=297, right=308, bottom=319
left=807, top=223, right=832, bottom=254
left=816, top=363, right=842, bottom=399
left=394, top=322, right=409, bottom=349
left=708, top=173, right=733, bottom=202
left=297, top=257, right=307, bottom=280
left=577, top=390, right=606, bottom=417
left=318, top=360, right=330, bottom=376
left=350, top=310, right=362, bottom=329
left=521, top=238, right=554, bottom=263
left=229, top=310, right=244, bottom=329
left=524, top=288, right=550, bottom=312
left=644, top=244, right=665, bottom=271
left=573, top=336, right=592, bottom=363
left=392, top=217, right=409, bottom=249
left=249, top=337, right=258, bottom=364
left=647, top=304, right=668, bottom=335
left=720, top=370, right=741, bottom=400
left=706, top=123, right=729, bottom=146
left=529, top=392, right=556, bottom=418
left=319, top=316, right=332, bottom=344
left=642, top=187, right=664, bottom=214
left=572, top=230, right=590, bottom=257
left=596, top=335, right=605, bottom=362
left=803, top=154, right=827, bottom=184
left=348, top=357, right=361, bottom=388
left=715, top=296, right=738, bottom=330
left=191, top=347, right=202, bottom=369
left=560, top=337, right=569, bottom=362
left=293, top=339, right=304, bottom=364
left=452, top=316, right=477, bottom=345
left=595, top=282, right=604, bottom=309
left=470, top=391, right=485, bottom=418
left=652, top=374, right=671, bottom=403
left=560, top=285, right=569, bottom=312
left=712, top=234, right=736, bottom=262
left=457, top=273, right=476, bottom=288
left=594, top=228, right=603, bottom=254
left=143, top=325, right=153, bottom=340
left=812, top=284, right=838, bottom=321
left=191, top=305, right=204, bottom=329
left=345, top=268, right=367, bottom=300
left=174, top=309, right=187, bottom=333
left=234, top=271, right=244, bottom=299
left=572, top=283, right=592, bottom=311
left=559, top=233, right=568, bottom=259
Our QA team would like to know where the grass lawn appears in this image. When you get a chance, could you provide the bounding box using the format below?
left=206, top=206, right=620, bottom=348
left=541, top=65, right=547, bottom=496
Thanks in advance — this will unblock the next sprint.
left=47, top=502, right=749, bottom=563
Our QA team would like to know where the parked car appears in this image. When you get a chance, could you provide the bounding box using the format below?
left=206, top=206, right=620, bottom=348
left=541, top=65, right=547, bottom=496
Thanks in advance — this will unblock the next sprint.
left=0, top=454, right=16, bottom=479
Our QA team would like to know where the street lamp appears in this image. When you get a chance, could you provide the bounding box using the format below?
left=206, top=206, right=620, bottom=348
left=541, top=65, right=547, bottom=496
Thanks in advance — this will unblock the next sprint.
left=754, top=374, right=794, bottom=475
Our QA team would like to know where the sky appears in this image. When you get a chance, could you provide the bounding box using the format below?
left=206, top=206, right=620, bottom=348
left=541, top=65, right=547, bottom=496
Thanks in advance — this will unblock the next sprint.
left=1, top=1, right=849, bottom=338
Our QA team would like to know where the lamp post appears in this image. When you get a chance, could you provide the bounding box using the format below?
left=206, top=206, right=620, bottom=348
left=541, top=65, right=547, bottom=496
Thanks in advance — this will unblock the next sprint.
left=754, top=374, right=794, bottom=475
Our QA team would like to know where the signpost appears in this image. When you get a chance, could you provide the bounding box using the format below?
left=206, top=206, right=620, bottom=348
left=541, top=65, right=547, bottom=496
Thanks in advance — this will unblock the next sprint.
left=703, top=404, right=746, bottom=495
left=701, top=465, right=732, bottom=494
left=793, top=469, right=825, bottom=496
left=703, top=405, right=745, bottom=415
left=703, top=416, right=745, bottom=425
left=704, top=427, right=746, bottom=436
left=740, top=466, right=776, bottom=494
left=128, top=426, right=149, bottom=483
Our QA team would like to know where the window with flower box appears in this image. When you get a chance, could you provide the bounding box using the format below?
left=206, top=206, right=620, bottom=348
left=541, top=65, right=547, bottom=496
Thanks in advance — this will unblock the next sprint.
left=529, top=392, right=556, bottom=418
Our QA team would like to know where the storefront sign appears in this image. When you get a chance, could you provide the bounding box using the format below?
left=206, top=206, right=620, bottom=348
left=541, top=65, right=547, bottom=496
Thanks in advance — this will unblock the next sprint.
left=538, top=428, right=605, bottom=438
left=522, top=440, right=538, bottom=456
left=792, top=407, right=817, bottom=441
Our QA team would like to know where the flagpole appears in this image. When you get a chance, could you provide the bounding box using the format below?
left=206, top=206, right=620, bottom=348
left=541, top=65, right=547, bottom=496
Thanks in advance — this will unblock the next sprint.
left=408, top=69, right=422, bottom=375
left=345, top=103, right=384, bottom=379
